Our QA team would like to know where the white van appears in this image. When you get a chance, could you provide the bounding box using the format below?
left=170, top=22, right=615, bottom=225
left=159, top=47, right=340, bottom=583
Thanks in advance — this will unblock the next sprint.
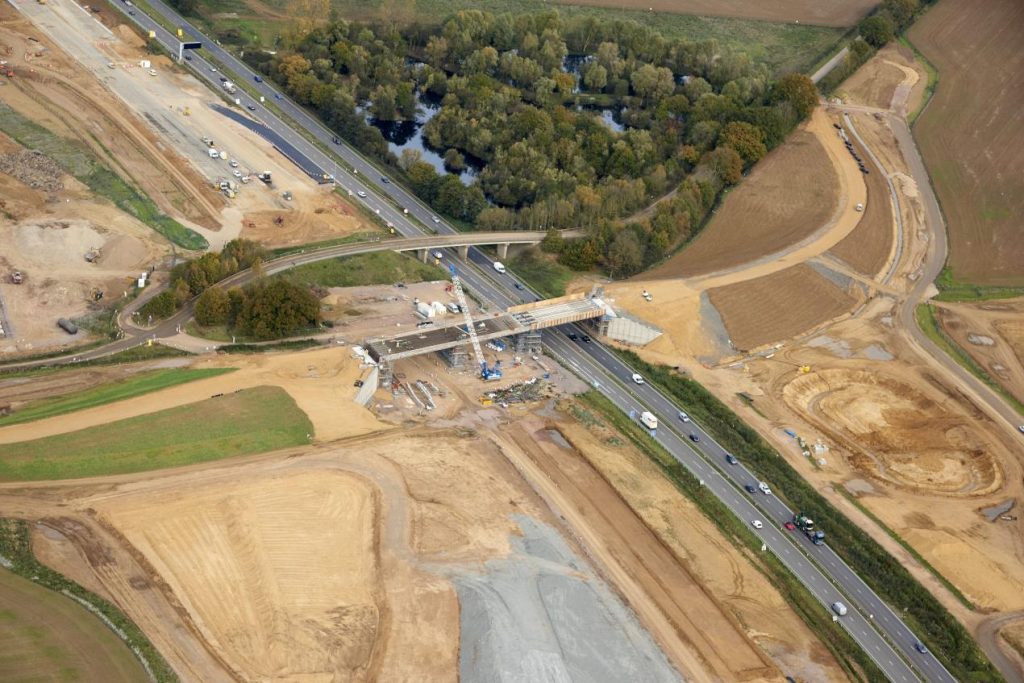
left=631, top=373, right=645, bottom=385
left=493, top=262, right=506, bottom=274
left=831, top=602, right=848, bottom=617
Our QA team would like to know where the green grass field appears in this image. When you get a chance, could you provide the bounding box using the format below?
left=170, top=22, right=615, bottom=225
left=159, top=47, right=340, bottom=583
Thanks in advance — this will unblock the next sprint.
left=0, top=386, right=313, bottom=481
left=194, top=0, right=843, bottom=74
left=0, top=368, right=235, bottom=427
left=510, top=251, right=575, bottom=298
left=0, top=568, right=149, bottom=683
left=276, top=251, right=446, bottom=288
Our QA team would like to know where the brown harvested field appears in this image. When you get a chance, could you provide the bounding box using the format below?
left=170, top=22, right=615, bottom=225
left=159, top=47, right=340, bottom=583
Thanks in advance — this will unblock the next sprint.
left=934, top=298, right=1024, bottom=406
left=909, top=0, right=1024, bottom=286
left=553, top=0, right=877, bottom=26
left=647, top=128, right=839, bottom=280
left=0, top=567, right=148, bottom=682
left=828, top=120, right=894, bottom=277
left=707, top=264, right=859, bottom=351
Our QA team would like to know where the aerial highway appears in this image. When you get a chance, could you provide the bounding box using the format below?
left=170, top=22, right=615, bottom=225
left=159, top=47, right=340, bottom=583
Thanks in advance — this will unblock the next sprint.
left=28, top=1, right=959, bottom=680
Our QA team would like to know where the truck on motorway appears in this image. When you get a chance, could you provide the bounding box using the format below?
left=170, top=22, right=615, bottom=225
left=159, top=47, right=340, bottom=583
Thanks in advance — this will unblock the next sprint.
left=222, top=80, right=237, bottom=94
left=794, top=513, right=826, bottom=545
left=640, top=411, right=658, bottom=430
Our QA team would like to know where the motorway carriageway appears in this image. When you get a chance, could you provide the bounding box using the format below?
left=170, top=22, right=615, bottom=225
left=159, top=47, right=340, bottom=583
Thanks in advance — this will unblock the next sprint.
left=102, top=2, right=951, bottom=680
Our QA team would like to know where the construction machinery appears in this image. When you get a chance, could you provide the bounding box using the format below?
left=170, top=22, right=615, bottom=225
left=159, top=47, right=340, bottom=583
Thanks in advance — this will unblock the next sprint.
left=448, top=264, right=500, bottom=380
left=10, top=271, right=23, bottom=284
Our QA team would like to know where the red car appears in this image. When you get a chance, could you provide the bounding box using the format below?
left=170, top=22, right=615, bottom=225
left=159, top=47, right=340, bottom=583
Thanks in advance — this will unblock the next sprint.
left=784, top=522, right=796, bottom=531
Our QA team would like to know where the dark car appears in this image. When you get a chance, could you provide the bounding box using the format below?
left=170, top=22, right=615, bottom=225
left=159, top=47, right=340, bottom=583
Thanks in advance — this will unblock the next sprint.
left=725, top=454, right=738, bottom=465
left=381, top=176, right=390, bottom=184
left=581, top=335, right=592, bottom=343
left=568, top=333, right=579, bottom=341
left=247, top=104, right=256, bottom=111
left=332, top=136, right=341, bottom=144
left=274, top=93, right=283, bottom=100
left=220, top=76, right=228, bottom=82
left=254, top=75, right=262, bottom=82
left=514, top=282, right=524, bottom=290
left=745, top=484, right=757, bottom=494
left=128, top=9, right=135, bottom=14
left=914, top=642, right=928, bottom=654
left=689, top=433, right=700, bottom=442
left=184, top=54, right=192, bottom=61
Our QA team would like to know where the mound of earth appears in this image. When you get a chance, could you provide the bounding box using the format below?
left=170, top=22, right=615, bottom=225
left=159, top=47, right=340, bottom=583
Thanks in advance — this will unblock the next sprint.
left=783, top=369, right=1001, bottom=495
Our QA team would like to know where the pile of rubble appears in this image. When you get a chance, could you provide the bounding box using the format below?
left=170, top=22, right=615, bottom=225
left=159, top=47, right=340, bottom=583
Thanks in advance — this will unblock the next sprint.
left=483, top=378, right=547, bottom=406
left=0, top=149, right=65, bottom=192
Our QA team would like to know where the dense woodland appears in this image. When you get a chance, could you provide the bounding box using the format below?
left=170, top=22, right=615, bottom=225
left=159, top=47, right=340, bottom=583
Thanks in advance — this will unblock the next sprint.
left=246, top=11, right=818, bottom=276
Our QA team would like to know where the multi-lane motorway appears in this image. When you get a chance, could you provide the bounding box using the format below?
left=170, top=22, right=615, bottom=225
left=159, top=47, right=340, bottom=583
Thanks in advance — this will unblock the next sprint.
left=36, top=1, right=960, bottom=679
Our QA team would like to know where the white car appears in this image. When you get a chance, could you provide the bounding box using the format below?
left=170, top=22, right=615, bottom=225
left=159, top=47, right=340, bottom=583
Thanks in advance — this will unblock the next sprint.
left=432, top=251, right=443, bottom=260
left=356, top=190, right=367, bottom=198
left=678, top=411, right=690, bottom=422
left=232, top=170, right=242, bottom=178
left=751, top=520, right=763, bottom=529
left=758, top=481, right=772, bottom=496
left=431, top=216, right=441, bottom=223
left=1018, top=425, right=1024, bottom=434
left=229, top=160, right=239, bottom=168
left=631, top=373, right=645, bottom=385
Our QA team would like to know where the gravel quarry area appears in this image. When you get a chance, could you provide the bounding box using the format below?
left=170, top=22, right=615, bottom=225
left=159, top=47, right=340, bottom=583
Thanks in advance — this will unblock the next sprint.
left=453, top=515, right=680, bottom=683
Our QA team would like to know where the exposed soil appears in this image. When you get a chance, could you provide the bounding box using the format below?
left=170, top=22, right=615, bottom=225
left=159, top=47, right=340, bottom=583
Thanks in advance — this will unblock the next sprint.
left=935, top=298, right=1024, bottom=406
left=838, top=43, right=928, bottom=116
left=708, top=264, right=861, bottom=353
left=647, top=128, right=839, bottom=280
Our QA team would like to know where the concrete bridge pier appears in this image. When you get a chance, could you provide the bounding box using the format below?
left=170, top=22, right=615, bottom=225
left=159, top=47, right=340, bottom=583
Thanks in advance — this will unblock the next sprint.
left=497, top=243, right=509, bottom=260
left=458, top=245, right=469, bottom=260
left=418, top=248, right=429, bottom=263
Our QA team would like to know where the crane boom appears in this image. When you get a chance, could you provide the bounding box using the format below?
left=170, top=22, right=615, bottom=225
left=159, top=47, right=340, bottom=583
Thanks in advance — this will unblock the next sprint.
left=448, top=265, right=486, bottom=373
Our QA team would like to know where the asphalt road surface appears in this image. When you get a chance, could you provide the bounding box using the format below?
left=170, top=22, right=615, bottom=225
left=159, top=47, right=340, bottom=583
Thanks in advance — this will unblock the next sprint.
left=23, top=2, right=961, bottom=680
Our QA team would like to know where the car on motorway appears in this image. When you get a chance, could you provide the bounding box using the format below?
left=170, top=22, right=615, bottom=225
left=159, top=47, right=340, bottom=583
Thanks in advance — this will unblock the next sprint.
left=744, top=484, right=757, bottom=494
left=432, top=216, right=441, bottom=223
left=514, top=282, right=524, bottom=290
left=631, top=373, right=645, bottom=385
left=219, top=76, right=228, bottom=82
left=751, top=520, right=763, bottom=529
left=678, top=411, right=690, bottom=422
left=689, top=433, right=700, bottom=442
left=210, top=66, right=217, bottom=72
left=381, top=176, right=390, bottom=184
left=581, top=334, right=591, bottom=343
left=432, top=251, right=443, bottom=260
left=356, top=190, right=367, bottom=198
left=758, top=481, right=772, bottom=495
left=725, top=454, right=738, bottom=465
left=274, top=94, right=282, bottom=100
left=831, top=601, right=848, bottom=617
left=247, top=104, right=256, bottom=111
left=784, top=521, right=796, bottom=530
left=254, top=75, right=262, bottom=82
left=184, top=54, right=192, bottom=61
left=128, top=9, right=135, bottom=14
left=567, top=332, right=579, bottom=341
left=914, top=642, right=928, bottom=654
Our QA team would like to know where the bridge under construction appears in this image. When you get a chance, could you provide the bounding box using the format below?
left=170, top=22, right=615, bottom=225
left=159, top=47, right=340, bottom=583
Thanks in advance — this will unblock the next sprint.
left=365, top=294, right=609, bottom=384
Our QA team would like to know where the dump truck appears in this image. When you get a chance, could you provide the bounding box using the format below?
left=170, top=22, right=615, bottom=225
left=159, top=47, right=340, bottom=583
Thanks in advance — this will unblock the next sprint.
left=640, top=411, right=658, bottom=430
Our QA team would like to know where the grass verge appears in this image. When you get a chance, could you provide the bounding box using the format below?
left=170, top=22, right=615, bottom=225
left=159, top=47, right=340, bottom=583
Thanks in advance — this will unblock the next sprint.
left=900, top=37, right=938, bottom=126
left=0, top=345, right=192, bottom=378
left=510, top=250, right=575, bottom=298
left=0, top=368, right=235, bottom=426
left=0, top=518, right=176, bottom=682
left=0, top=103, right=206, bottom=251
left=609, top=349, right=1003, bottom=682
left=835, top=487, right=975, bottom=610
left=915, top=303, right=1024, bottom=415
left=576, top=391, right=886, bottom=682
left=275, top=251, right=446, bottom=288
left=0, top=386, right=312, bottom=481
left=217, top=338, right=322, bottom=354
left=268, top=231, right=386, bottom=258
left=932, top=266, right=1024, bottom=303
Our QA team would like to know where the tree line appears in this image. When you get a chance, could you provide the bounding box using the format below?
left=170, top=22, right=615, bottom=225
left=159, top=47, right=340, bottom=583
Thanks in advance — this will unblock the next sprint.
left=136, top=239, right=320, bottom=340
left=244, top=10, right=819, bottom=277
